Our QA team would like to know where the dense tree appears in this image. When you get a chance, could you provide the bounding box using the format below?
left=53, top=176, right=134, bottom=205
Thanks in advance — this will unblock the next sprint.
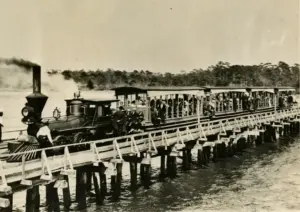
left=46, top=62, right=300, bottom=92
left=87, top=79, right=94, bottom=90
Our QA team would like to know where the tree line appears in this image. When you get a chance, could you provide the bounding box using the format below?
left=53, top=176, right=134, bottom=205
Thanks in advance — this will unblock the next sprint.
left=47, top=61, right=300, bottom=91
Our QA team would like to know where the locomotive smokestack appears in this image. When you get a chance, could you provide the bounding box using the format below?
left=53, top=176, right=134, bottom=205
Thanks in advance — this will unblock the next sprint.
left=32, top=65, right=41, bottom=93
left=25, top=65, right=48, bottom=120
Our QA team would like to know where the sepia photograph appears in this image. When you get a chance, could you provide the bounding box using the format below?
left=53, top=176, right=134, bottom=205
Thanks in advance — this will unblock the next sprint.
left=0, top=0, right=299, bottom=211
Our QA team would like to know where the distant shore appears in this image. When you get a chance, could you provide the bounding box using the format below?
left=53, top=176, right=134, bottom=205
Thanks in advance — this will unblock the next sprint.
left=46, top=61, right=300, bottom=91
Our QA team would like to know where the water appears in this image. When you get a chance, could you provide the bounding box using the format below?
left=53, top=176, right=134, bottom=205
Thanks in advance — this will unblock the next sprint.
left=2, top=91, right=300, bottom=212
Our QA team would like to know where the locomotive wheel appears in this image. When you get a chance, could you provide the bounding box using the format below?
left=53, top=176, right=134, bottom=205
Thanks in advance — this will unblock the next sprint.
left=53, top=135, right=69, bottom=154
left=74, top=132, right=89, bottom=151
left=53, top=135, right=69, bottom=145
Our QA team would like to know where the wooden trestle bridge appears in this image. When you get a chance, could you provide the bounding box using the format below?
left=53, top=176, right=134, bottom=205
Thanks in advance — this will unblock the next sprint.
left=0, top=107, right=300, bottom=211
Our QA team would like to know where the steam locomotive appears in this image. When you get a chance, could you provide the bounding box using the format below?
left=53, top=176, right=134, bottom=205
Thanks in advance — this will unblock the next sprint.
left=7, top=65, right=136, bottom=162
left=21, top=92, right=120, bottom=145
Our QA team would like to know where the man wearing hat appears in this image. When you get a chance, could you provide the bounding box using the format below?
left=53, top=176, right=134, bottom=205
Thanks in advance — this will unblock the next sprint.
left=0, top=108, right=3, bottom=143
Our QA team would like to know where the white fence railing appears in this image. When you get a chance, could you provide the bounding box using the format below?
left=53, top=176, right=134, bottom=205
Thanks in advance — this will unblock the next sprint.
left=0, top=107, right=299, bottom=191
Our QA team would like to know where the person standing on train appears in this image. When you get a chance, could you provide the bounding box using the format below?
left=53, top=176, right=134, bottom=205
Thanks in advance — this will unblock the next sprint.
left=36, top=120, right=54, bottom=156
left=0, top=109, right=3, bottom=143
left=233, top=94, right=238, bottom=112
left=112, top=106, right=127, bottom=135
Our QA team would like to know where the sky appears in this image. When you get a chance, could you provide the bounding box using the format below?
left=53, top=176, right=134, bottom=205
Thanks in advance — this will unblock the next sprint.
left=0, top=0, right=299, bottom=73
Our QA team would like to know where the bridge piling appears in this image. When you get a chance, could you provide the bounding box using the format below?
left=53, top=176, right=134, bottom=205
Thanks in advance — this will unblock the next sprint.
left=159, top=150, right=166, bottom=178
left=141, top=152, right=151, bottom=189
left=99, top=163, right=107, bottom=200
left=111, top=160, right=122, bottom=201
left=295, top=120, right=300, bottom=135
left=92, top=172, right=101, bottom=205
left=62, top=175, right=71, bottom=210
left=202, top=146, right=211, bottom=165
left=167, top=153, right=177, bottom=178
left=256, top=130, right=264, bottom=146
left=86, top=170, right=92, bottom=193
left=197, top=148, right=204, bottom=167
left=76, top=167, right=87, bottom=210
left=182, top=149, right=189, bottom=170
left=46, top=182, right=60, bottom=212
left=283, top=122, right=290, bottom=136
left=129, top=155, right=138, bottom=191
left=187, top=148, right=192, bottom=168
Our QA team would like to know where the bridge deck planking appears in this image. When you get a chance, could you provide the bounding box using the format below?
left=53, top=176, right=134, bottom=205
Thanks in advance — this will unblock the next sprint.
left=0, top=107, right=299, bottom=191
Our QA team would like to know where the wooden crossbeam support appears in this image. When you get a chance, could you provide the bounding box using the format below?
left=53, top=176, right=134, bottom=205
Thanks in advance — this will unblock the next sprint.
left=60, top=146, right=75, bottom=176
left=207, top=123, right=214, bottom=134
left=148, top=134, right=158, bottom=154
left=0, top=160, right=12, bottom=195
left=176, top=129, right=185, bottom=144
left=130, top=136, right=140, bottom=157
left=161, top=131, right=170, bottom=150
left=219, top=122, right=227, bottom=136
left=40, top=150, right=53, bottom=181
left=91, top=142, right=102, bottom=166
left=20, top=155, right=32, bottom=186
left=175, top=129, right=185, bottom=150
left=198, top=124, right=207, bottom=141
left=234, top=118, right=241, bottom=133
left=141, top=151, right=152, bottom=165
left=113, top=139, right=123, bottom=161
left=186, top=126, right=194, bottom=140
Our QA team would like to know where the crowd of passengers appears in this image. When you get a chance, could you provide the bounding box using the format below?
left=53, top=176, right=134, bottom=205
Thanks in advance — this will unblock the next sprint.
left=110, top=92, right=296, bottom=136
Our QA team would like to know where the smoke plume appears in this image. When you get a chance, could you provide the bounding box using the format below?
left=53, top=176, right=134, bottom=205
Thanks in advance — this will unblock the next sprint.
left=0, top=58, right=79, bottom=98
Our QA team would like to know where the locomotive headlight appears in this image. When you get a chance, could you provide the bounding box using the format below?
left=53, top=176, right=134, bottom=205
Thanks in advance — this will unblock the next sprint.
left=21, top=107, right=29, bottom=117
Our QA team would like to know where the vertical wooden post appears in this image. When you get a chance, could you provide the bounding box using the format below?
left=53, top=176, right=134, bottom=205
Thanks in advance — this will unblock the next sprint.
left=116, top=162, right=122, bottom=197
left=98, top=163, right=107, bottom=204
left=46, top=182, right=60, bottom=212
left=197, top=149, right=204, bottom=167
left=182, top=149, right=189, bottom=170
left=140, top=153, right=145, bottom=184
left=143, top=163, right=151, bottom=189
left=176, top=94, right=179, bottom=118
left=140, top=152, right=151, bottom=189
left=76, top=168, right=87, bottom=210
left=75, top=168, right=80, bottom=202
left=111, top=161, right=122, bottom=201
left=187, top=95, right=190, bottom=116
left=165, top=95, right=169, bottom=119
left=62, top=175, right=71, bottom=210
left=110, top=174, right=117, bottom=201
left=129, top=156, right=138, bottom=191
left=203, top=146, right=211, bottom=165
left=187, top=148, right=192, bottom=168
left=92, top=172, right=101, bottom=205
left=181, top=95, right=185, bottom=117
left=124, top=94, right=128, bottom=107
left=160, top=151, right=166, bottom=178
left=167, top=154, right=177, bottom=178
left=171, top=94, right=174, bottom=118
left=86, top=170, right=92, bottom=193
